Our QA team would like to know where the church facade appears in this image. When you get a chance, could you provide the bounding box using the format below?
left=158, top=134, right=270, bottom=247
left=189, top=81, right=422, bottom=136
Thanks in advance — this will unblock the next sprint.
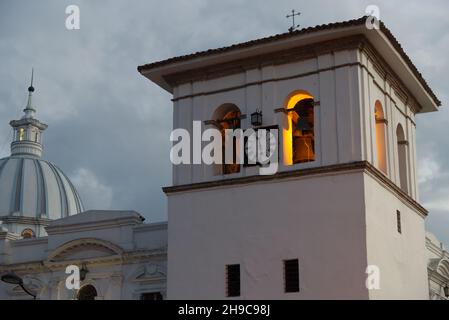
left=0, top=75, right=167, bottom=300
left=1, top=17, right=448, bottom=300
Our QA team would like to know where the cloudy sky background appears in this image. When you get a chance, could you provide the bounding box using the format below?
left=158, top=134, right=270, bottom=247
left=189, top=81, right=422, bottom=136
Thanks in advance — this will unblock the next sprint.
left=0, top=0, right=448, bottom=243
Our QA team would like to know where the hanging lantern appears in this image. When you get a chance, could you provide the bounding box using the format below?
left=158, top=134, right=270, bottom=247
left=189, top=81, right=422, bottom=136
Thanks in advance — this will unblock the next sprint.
left=251, top=109, right=263, bottom=127
left=80, top=264, right=89, bottom=281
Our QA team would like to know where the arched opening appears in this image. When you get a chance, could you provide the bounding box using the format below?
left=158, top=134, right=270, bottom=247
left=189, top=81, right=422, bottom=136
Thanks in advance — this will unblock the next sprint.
left=77, top=284, right=97, bottom=300
left=374, top=101, right=387, bottom=174
left=396, top=124, right=408, bottom=193
left=211, top=104, right=242, bottom=175
left=283, top=91, right=315, bottom=165
left=18, top=128, right=25, bottom=141
left=21, top=228, right=35, bottom=239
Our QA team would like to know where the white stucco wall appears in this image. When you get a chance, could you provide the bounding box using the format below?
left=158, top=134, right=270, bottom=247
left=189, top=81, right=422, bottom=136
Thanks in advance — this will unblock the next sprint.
left=363, top=173, right=428, bottom=299
left=167, top=171, right=369, bottom=299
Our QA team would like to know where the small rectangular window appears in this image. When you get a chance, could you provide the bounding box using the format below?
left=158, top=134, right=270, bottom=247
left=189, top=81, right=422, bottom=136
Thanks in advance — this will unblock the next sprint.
left=396, top=210, right=402, bottom=234
left=226, top=264, right=240, bottom=297
left=284, top=259, right=300, bottom=293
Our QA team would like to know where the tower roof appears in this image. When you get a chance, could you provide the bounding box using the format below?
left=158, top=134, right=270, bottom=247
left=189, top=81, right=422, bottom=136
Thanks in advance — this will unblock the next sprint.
left=138, top=16, right=440, bottom=113
left=9, top=70, right=48, bottom=158
left=22, top=68, right=37, bottom=120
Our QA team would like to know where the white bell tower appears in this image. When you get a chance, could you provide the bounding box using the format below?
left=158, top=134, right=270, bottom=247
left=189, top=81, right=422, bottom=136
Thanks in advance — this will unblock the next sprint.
left=139, top=17, right=440, bottom=299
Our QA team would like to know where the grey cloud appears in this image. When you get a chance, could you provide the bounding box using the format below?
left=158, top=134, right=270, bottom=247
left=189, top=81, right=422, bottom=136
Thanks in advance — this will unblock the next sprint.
left=0, top=0, right=448, bottom=239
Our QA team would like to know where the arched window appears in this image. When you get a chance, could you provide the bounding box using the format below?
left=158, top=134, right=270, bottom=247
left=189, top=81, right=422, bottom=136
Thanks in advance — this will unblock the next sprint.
left=396, top=124, right=408, bottom=193
left=212, top=104, right=242, bottom=175
left=374, top=101, right=387, bottom=174
left=21, top=228, right=35, bottom=239
left=77, top=284, right=97, bottom=300
left=18, top=128, right=25, bottom=141
left=284, top=91, right=315, bottom=165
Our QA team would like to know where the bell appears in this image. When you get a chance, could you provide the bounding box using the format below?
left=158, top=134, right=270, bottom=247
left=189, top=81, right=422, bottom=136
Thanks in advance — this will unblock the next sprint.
left=296, top=117, right=311, bottom=132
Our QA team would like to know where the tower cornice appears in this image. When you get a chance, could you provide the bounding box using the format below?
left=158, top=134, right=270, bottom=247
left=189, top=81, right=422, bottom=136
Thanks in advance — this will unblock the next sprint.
left=9, top=118, right=48, bottom=131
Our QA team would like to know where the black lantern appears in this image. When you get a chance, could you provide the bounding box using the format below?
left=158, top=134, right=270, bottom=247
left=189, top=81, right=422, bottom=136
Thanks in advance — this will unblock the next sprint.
left=444, top=284, right=449, bottom=298
left=251, top=110, right=262, bottom=127
left=80, top=264, right=89, bottom=281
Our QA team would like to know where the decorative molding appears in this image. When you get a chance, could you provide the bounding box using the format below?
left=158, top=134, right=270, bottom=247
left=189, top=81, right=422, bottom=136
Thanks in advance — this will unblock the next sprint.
left=162, top=161, right=428, bottom=217
left=11, top=236, right=48, bottom=247
left=366, top=66, right=417, bottom=126
left=166, top=35, right=430, bottom=116
left=172, top=62, right=361, bottom=103
left=0, top=215, right=52, bottom=226
left=45, top=238, right=124, bottom=264
left=0, top=231, right=21, bottom=241
left=133, top=222, right=168, bottom=233
left=9, top=118, right=48, bottom=131
left=46, top=215, right=143, bottom=235
left=360, top=41, right=422, bottom=114
left=171, top=61, right=361, bottom=103
left=0, top=248, right=167, bottom=274
left=166, top=35, right=364, bottom=89
left=132, top=263, right=167, bottom=285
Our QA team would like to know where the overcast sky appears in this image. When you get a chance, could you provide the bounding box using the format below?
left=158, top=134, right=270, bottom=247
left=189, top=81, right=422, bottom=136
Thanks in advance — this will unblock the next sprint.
left=0, top=0, right=448, bottom=243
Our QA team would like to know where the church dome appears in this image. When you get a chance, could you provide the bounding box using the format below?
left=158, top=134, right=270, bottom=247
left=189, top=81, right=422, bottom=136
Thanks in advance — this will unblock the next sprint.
left=0, top=156, right=83, bottom=220
left=0, top=73, right=84, bottom=236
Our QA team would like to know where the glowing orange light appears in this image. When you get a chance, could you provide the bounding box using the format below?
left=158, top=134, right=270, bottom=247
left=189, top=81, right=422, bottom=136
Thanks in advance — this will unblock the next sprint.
left=283, top=92, right=315, bottom=166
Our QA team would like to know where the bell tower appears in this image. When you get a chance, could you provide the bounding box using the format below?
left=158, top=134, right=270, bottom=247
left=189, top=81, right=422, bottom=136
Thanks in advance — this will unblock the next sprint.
left=139, top=17, right=440, bottom=299
left=9, top=70, right=48, bottom=159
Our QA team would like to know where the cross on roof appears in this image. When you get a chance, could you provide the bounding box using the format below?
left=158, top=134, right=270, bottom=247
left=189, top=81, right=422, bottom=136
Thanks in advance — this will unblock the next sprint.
left=286, top=9, right=301, bottom=33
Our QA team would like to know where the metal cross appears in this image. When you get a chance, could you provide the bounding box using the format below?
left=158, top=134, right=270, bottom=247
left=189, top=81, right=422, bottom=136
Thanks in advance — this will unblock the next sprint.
left=286, top=9, right=301, bottom=33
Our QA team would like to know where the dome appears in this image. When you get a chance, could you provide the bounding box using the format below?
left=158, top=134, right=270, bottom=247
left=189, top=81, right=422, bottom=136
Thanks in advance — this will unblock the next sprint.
left=0, top=156, right=84, bottom=220
left=0, top=73, right=84, bottom=236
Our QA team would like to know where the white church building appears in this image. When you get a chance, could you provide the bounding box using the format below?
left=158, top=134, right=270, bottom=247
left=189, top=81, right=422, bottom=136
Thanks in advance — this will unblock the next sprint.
left=1, top=17, right=448, bottom=300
